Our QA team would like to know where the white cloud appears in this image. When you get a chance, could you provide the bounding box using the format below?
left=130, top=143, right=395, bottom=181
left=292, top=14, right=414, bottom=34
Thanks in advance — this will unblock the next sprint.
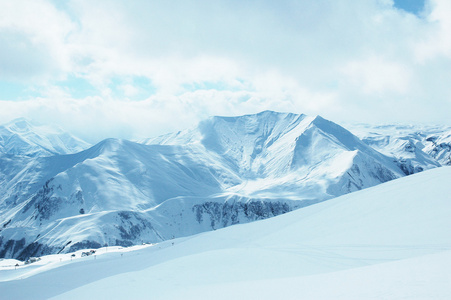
left=341, top=56, right=412, bottom=94
left=415, top=0, right=451, bottom=61
left=0, top=0, right=450, bottom=141
left=0, top=0, right=75, bottom=81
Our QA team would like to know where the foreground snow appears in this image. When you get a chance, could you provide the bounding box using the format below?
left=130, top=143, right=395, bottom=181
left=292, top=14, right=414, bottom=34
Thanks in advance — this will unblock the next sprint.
left=1, top=167, right=450, bottom=299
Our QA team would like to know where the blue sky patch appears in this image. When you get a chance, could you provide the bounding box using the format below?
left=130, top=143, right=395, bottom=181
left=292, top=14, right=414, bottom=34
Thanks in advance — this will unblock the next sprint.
left=109, top=76, right=157, bottom=100
left=393, top=0, right=425, bottom=15
left=55, top=75, right=97, bottom=99
left=0, top=81, right=39, bottom=101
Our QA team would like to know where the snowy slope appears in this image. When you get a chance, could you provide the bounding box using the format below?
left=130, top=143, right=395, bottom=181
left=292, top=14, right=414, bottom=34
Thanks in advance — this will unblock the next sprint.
left=0, top=138, right=295, bottom=259
left=0, top=139, right=240, bottom=258
left=0, top=118, right=90, bottom=157
left=0, top=111, right=407, bottom=259
left=1, top=167, right=450, bottom=300
left=350, top=123, right=451, bottom=173
left=145, top=111, right=404, bottom=197
left=424, top=129, right=451, bottom=166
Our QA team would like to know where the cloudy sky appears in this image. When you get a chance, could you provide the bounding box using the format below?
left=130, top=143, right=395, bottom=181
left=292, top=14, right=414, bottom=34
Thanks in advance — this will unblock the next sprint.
left=0, top=0, right=450, bottom=142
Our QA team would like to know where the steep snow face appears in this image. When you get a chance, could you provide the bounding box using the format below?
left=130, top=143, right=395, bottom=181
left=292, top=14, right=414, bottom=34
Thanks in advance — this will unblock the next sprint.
left=0, top=139, right=244, bottom=258
left=40, top=138, right=237, bottom=212
left=146, top=111, right=309, bottom=177
left=1, top=112, right=406, bottom=259
left=0, top=118, right=90, bottom=157
left=147, top=111, right=403, bottom=198
left=349, top=123, right=449, bottom=173
left=424, top=130, right=451, bottom=166
left=1, top=167, right=450, bottom=300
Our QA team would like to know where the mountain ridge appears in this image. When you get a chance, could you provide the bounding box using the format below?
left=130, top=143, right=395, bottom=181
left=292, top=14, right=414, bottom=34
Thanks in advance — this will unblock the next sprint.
left=0, top=118, right=90, bottom=157
left=0, top=111, right=447, bottom=259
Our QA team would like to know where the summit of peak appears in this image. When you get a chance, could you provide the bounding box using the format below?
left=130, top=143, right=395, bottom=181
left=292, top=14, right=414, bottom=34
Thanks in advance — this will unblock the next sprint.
left=3, top=117, right=34, bottom=131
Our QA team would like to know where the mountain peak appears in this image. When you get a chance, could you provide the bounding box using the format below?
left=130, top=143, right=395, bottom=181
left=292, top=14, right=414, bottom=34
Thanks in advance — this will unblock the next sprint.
left=3, top=117, right=34, bottom=133
left=211, top=110, right=304, bottom=122
left=0, top=111, right=428, bottom=261
left=92, top=138, right=125, bottom=154
left=0, top=118, right=90, bottom=157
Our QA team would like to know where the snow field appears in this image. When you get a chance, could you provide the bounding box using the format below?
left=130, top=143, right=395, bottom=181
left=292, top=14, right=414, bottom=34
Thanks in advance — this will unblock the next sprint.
left=1, top=167, right=450, bottom=299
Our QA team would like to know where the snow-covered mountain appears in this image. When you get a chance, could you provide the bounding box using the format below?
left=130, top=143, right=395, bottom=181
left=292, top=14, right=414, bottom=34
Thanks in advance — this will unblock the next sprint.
left=424, top=129, right=451, bottom=166
left=0, top=118, right=90, bottom=157
left=145, top=111, right=404, bottom=196
left=350, top=123, right=451, bottom=173
left=0, top=111, right=408, bottom=259
left=1, top=167, right=450, bottom=299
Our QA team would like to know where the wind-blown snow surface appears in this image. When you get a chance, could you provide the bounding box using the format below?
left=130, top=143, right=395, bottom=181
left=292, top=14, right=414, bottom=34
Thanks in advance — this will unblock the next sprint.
left=1, top=167, right=450, bottom=299
left=1, top=111, right=406, bottom=259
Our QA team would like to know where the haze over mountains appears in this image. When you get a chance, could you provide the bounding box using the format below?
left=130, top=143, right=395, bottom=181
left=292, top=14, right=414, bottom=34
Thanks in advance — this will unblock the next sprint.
left=0, top=111, right=450, bottom=260
left=0, top=118, right=90, bottom=157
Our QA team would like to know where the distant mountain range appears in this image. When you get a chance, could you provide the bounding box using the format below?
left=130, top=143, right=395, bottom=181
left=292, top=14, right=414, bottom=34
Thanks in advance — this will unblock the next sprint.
left=1, top=111, right=450, bottom=259
left=349, top=123, right=450, bottom=173
left=0, top=118, right=90, bottom=157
